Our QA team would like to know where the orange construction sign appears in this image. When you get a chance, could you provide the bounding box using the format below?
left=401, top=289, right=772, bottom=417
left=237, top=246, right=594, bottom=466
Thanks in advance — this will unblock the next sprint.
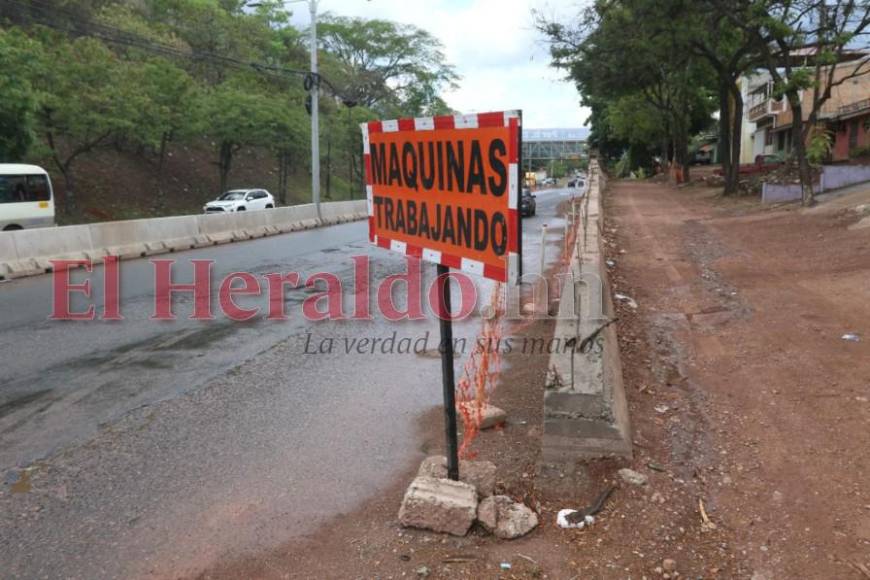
left=361, top=111, right=522, bottom=283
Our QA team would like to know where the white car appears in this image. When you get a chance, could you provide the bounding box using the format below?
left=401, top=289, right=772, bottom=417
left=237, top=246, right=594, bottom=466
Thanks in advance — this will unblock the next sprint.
left=204, top=189, right=275, bottom=213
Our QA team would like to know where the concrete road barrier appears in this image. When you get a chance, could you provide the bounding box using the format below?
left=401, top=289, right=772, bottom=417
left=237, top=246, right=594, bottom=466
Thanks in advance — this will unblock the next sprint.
left=13, top=225, right=93, bottom=263
left=90, top=215, right=201, bottom=257
left=542, top=160, right=632, bottom=462
left=0, top=233, right=19, bottom=277
left=0, top=200, right=367, bottom=281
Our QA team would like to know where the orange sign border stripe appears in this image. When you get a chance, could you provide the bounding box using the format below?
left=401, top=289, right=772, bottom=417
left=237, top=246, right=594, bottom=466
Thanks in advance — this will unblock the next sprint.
left=361, top=110, right=522, bottom=283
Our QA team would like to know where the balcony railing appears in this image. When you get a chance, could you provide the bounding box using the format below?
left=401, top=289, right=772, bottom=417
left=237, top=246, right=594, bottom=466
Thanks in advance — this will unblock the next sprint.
left=748, top=98, right=785, bottom=122
left=839, top=97, right=870, bottom=117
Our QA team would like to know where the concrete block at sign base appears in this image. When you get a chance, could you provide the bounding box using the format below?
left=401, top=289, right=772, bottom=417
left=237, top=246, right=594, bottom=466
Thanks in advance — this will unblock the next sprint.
left=417, top=456, right=496, bottom=498
left=398, top=476, right=478, bottom=536
left=458, top=402, right=507, bottom=430
left=477, top=495, right=539, bottom=539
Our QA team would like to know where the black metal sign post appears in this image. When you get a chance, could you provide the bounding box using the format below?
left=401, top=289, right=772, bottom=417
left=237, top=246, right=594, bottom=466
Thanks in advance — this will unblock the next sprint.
left=362, top=110, right=523, bottom=485
left=436, top=263, right=460, bottom=481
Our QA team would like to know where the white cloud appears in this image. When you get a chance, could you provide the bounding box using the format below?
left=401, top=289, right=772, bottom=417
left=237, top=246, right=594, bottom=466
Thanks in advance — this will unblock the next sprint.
left=290, top=0, right=590, bottom=128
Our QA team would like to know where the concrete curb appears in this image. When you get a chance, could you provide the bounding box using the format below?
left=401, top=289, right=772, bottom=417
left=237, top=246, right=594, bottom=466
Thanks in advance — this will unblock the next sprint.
left=0, top=200, right=367, bottom=281
left=542, top=160, right=632, bottom=462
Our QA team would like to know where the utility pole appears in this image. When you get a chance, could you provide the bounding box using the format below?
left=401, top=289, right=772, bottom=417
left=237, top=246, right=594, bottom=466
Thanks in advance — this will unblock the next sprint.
left=309, top=0, right=321, bottom=220
left=247, top=0, right=324, bottom=216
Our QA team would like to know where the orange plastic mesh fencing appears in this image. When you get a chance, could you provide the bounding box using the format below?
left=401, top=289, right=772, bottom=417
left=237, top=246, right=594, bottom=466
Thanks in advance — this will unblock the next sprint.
left=454, top=196, right=584, bottom=458
left=455, top=281, right=504, bottom=459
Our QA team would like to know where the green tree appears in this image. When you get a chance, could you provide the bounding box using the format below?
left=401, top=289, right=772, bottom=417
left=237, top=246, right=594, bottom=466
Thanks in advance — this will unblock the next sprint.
left=267, top=97, right=308, bottom=205
left=0, top=28, right=39, bottom=161
left=539, top=0, right=717, bottom=181
left=35, top=35, right=140, bottom=212
left=689, top=0, right=764, bottom=194
left=727, top=0, right=870, bottom=205
left=1, top=0, right=457, bottom=217
left=126, top=59, right=201, bottom=202
left=317, top=15, right=459, bottom=115
left=203, top=81, right=282, bottom=194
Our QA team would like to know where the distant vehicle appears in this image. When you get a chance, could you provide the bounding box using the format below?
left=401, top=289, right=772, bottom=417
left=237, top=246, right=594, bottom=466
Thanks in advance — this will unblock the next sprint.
left=204, top=189, right=275, bottom=213
left=524, top=171, right=537, bottom=188
left=541, top=177, right=557, bottom=186
left=0, top=164, right=55, bottom=231
left=691, top=147, right=714, bottom=165
left=567, top=178, right=585, bottom=189
left=713, top=154, right=784, bottom=177
left=521, top=188, right=536, bottom=217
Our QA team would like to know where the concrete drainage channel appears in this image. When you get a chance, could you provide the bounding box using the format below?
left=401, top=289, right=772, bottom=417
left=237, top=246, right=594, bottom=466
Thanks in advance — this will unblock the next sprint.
left=0, top=200, right=367, bottom=280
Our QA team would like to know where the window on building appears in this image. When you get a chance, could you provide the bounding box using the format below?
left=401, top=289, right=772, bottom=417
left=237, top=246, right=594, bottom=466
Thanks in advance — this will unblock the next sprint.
left=850, top=120, right=860, bottom=149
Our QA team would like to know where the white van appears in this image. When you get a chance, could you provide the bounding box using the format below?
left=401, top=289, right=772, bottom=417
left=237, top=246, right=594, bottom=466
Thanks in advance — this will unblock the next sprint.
left=0, top=164, right=56, bottom=230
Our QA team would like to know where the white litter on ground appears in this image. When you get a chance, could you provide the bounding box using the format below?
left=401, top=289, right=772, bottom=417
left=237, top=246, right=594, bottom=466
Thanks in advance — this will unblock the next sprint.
left=614, top=293, right=638, bottom=309
left=556, top=509, right=595, bottom=529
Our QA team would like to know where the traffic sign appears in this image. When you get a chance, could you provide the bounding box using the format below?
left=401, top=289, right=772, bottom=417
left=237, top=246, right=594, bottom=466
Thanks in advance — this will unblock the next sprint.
left=362, top=111, right=522, bottom=283
left=361, top=110, right=523, bottom=482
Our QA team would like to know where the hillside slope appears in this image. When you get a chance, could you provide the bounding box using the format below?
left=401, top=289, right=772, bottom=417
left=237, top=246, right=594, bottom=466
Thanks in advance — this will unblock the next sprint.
left=40, top=141, right=361, bottom=225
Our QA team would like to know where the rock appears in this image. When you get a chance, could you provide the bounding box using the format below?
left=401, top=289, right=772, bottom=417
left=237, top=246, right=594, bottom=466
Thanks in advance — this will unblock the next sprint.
left=650, top=491, right=665, bottom=504
left=416, top=565, right=431, bottom=577
left=457, top=402, right=507, bottom=429
left=417, top=456, right=497, bottom=498
left=398, top=476, right=478, bottom=536
left=772, top=490, right=784, bottom=503
left=619, top=468, right=648, bottom=486
left=477, top=495, right=539, bottom=539
left=663, top=558, right=677, bottom=572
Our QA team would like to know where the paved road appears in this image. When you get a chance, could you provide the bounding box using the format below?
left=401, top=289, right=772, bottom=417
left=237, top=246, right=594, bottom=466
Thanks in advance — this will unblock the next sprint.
left=0, top=188, right=575, bottom=579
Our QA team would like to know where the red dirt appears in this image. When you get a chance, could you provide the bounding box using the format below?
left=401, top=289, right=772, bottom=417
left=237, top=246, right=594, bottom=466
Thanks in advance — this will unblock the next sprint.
left=193, top=179, right=870, bottom=580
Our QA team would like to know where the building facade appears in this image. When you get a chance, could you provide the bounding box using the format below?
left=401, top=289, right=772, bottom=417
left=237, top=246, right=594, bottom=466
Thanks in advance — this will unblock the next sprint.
left=738, top=60, right=870, bottom=164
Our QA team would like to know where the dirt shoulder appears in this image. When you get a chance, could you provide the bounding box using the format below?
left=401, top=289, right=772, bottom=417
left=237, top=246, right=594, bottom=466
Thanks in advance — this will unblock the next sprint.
left=194, top=180, right=870, bottom=580
left=602, top=180, right=870, bottom=580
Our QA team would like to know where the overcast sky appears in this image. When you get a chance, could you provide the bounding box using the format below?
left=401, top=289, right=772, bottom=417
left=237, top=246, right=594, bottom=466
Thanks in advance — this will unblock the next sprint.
left=288, top=0, right=590, bottom=129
